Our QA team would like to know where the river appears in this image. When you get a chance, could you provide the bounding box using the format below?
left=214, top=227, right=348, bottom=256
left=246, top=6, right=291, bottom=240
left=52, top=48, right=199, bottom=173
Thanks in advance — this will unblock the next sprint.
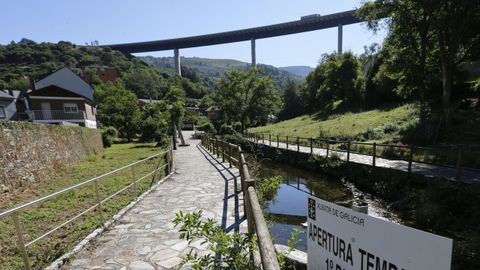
left=255, top=159, right=400, bottom=252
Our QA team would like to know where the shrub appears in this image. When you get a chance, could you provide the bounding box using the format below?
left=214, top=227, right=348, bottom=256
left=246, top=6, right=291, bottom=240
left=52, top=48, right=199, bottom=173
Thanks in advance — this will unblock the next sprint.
left=256, top=176, right=283, bottom=206
left=219, top=124, right=234, bottom=135
left=197, top=121, right=216, bottom=134
left=383, top=123, right=400, bottom=134
left=232, top=122, right=243, bottom=132
left=101, top=126, right=118, bottom=148
left=173, top=211, right=254, bottom=269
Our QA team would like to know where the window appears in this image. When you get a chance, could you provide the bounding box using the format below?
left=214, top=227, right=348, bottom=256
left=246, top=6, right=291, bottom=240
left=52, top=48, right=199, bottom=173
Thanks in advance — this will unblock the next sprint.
left=64, top=103, right=78, bottom=113
left=0, top=106, right=5, bottom=119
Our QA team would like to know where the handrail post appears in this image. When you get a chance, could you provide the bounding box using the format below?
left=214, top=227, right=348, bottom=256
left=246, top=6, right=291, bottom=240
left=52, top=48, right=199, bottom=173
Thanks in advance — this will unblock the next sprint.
left=229, top=144, right=233, bottom=168
left=297, top=137, right=300, bottom=152
left=221, top=142, right=225, bottom=163
left=276, top=135, right=279, bottom=148
left=408, top=145, right=414, bottom=173
left=347, top=140, right=351, bottom=162
left=12, top=213, right=31, bottom=270
left=132, top=165, right=137, bottom=196
left=326, top=139, right=330, bottom=157
left=245, top=181, right=255, bottom=237
left=167, top=149, right=171, bottom=173
left=456, top=146, right=463, bottom=181
left=286, top=136, right=289, bottom=149
left=373, top=142, right=377, bottom=167
left=94, top=180, right=104, bottom=224
left=310, top=138, right=313, bottom=154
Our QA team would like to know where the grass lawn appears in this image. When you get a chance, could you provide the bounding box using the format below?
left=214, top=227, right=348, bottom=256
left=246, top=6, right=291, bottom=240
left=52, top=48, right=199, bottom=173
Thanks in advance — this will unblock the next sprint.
left=249, top=103, right=420, bottom=143
left=0, top=142, right=167, bottom=270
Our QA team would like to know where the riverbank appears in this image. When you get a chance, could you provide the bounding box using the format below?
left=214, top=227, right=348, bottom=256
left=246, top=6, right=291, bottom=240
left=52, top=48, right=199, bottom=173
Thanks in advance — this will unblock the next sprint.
left=228, top=134, right=480, bottom=269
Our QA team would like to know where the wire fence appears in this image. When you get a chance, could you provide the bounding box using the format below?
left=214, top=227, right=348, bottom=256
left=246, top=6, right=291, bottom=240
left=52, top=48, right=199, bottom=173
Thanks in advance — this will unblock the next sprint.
left=0, top=146, right=174, bottom=270
left=246, top=132, right=480, bottom=182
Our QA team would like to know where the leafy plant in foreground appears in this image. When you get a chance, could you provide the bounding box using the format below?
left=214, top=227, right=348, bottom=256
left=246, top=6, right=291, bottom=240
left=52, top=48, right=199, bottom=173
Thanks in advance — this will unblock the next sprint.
left=173, top=210, right=256, bottom=270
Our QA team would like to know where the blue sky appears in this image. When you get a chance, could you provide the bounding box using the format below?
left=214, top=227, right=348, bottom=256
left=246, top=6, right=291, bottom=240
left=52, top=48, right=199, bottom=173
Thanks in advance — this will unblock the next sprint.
left=1, top=0, right=386, bottom=67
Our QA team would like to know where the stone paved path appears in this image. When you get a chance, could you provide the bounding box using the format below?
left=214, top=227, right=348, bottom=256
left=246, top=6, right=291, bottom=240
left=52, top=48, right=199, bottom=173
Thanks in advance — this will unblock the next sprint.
left=62, top=131, right=246, bottom=270
left=250, top=138, right=480, bottom=183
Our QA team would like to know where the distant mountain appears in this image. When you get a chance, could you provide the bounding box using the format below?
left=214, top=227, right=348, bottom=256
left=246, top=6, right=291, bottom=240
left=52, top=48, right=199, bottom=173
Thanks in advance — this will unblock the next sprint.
left=139, top=56, right=304, bottom=90
left=279, top=66, right=314, bottom=77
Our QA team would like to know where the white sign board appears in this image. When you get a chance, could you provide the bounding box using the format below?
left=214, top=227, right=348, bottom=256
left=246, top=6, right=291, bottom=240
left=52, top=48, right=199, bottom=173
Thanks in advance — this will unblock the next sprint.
left=307, top=196, right=452, bottom=270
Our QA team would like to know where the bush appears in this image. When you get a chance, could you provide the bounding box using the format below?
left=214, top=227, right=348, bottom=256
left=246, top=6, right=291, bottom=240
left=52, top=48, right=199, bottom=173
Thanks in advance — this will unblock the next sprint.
left=197, top=121, right=216, bottom=134
left=219, top=124, right=234, bottom=135
left=101, top=126, right=118, bottom=148
left=256, top=176, right=283, bottom=205
left=173, top=211, right=254, bottom=269
left=232, top=122, right=243, bottom=132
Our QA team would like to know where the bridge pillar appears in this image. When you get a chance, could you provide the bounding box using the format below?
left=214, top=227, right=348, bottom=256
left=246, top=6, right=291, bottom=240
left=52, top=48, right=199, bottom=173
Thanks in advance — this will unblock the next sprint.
left=174, top=48, right=181, bottom=76
left=251, top=38, right=256, bottom=67
left=337, top=24, right=343, bottom=54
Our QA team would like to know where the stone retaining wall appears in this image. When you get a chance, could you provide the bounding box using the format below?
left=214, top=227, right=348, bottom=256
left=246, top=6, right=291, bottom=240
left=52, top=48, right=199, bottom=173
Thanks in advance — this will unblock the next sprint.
left=0, top=121, right=103, bottom=192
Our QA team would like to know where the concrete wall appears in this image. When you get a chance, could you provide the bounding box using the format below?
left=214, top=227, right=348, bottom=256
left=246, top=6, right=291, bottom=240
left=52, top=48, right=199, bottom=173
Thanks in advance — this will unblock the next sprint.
left=0, top=99, right=18, bottom=120
left=0, top=121, right=103, bottom=192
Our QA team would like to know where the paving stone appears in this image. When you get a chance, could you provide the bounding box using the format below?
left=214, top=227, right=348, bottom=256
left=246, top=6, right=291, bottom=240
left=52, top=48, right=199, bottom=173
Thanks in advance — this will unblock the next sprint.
left=61, top=131, right=246, bottom=269
left=128, top=261, right=154, bottom=270
left=157, top=256, right=183, bottom=269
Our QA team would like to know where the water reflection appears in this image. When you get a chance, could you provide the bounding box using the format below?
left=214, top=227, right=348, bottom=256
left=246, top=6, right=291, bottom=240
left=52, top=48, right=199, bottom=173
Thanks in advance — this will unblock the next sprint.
left=256, top=159, right=400, bottom=252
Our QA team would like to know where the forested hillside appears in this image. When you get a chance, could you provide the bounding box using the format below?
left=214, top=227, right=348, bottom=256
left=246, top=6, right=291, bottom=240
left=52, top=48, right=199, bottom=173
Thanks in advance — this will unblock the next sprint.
left=0, top=39, right=211, bottom=142
left=278, top=66, right=314, bottom=77
left=139, top=56, right=303, bottom=90
left=0, top=39, right=210, bottom=100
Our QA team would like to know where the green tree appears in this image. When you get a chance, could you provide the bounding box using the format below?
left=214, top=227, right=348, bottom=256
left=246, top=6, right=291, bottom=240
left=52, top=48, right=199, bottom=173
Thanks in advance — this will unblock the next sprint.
left=123, top=70, right=168, bottom=99
left=139, top=102, right=170, bottom=144
left=278, top=80, right=303, bottom=120
left=358, top=0, right=480, bottom=123
left=95, top=83, right=141, bottom=142
left=165, top=85, right=186, bottom=125
left=215, top=68, right=280, bottom=131
left=303, top=52, right=359, bottom=112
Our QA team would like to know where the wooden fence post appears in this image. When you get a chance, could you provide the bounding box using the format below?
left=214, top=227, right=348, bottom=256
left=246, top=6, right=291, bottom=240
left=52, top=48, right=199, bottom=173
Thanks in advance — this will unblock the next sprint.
left=326, top=140, right=330, bottom=157
left=221, top=142, right=225, bottom=162
left=286, top=136, right=289, bottom=149
left=408, top=145, right=414, bottom=173
left=347, top=141, right=351, bottom=162
left=261, top=133, right=264, bottom=144
left=310, top=138, right=313, bottom=154
left=297, top=137, right=300, bottom=152
left=269, top=134, right=271, bottom=146
left=12, top=213, right=31, bottom=270
left=229, top=145, right=233, bottom=168
left=277, top=135, right=279, bottom=148
left=373, top=142, right=377, bottom=167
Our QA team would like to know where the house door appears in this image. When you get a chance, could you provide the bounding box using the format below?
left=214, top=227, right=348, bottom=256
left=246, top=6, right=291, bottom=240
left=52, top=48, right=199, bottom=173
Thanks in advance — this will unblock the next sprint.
left=41, top=102, right=52, bottom=120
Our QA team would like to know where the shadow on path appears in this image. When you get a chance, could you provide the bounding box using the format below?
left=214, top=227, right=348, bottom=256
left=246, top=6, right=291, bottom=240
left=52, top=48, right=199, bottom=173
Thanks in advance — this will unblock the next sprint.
left=197, top=144, right=245, bottom=233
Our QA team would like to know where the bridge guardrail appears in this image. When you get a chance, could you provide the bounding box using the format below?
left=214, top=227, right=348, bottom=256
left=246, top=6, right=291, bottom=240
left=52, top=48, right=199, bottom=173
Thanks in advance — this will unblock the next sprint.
left=246, top=132, right=480, bottom=182
left=201, top=136, right=281, bottom=270
left=0, top=145, right=174, bottom=270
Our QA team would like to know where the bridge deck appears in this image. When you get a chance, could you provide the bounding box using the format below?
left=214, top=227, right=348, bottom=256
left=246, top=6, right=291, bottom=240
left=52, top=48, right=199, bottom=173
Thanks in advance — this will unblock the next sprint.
left=61, top=131, right=246, bottom=270
left=250, top=139, right=480, bottom=183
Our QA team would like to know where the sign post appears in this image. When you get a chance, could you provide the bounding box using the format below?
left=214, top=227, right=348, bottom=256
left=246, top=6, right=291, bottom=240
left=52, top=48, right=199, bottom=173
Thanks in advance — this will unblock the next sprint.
left=307, top=196, right=452, bottom=270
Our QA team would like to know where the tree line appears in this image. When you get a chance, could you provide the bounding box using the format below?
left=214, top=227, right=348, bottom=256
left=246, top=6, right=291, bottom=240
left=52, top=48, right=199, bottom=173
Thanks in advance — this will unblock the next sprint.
left=279, top=0, right=480, bottom=126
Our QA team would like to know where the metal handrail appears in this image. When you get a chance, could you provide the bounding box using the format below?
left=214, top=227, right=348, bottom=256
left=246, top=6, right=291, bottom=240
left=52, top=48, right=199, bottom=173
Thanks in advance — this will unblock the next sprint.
left=246, top=132, right=480, bottom=181
left=1, top=145, right=174, bottom=270
left=201, top=136, right=280, bottom=270
left=0, top=151, right=166, bottom=219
